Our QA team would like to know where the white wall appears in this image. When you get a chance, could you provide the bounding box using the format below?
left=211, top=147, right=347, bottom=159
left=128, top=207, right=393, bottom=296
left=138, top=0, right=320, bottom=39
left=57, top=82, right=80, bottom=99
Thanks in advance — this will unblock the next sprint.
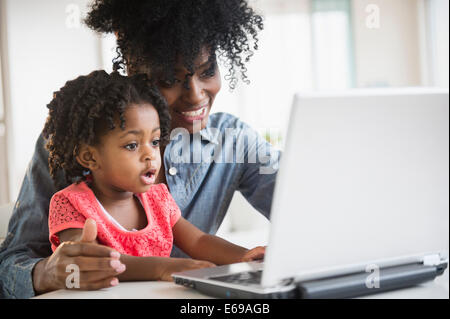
left=0, top=44, right=8, bottom=205
left=351, top=0, right=422, bottom=87
left=2, top=0, right=102, bottom=201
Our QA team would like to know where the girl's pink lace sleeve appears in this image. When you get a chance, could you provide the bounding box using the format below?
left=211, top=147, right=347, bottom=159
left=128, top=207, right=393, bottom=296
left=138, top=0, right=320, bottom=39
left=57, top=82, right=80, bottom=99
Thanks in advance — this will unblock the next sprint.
left=156, top=184, right=181, bottom=228
left=48, top=193, right=86, bottom=250
left=168, top=195, right=182, bottom=228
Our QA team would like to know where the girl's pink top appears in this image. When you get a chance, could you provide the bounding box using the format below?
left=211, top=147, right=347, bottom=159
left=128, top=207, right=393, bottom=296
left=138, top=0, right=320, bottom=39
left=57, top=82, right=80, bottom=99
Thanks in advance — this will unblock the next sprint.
left=48, top=182, right=181, bottom=257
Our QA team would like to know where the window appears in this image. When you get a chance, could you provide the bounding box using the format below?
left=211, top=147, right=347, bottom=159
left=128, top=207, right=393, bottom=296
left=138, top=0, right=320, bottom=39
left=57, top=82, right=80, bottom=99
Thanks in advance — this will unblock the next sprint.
left=311, top=0, right=355, bottom=89
left=424, top=0, right=449, bottom=87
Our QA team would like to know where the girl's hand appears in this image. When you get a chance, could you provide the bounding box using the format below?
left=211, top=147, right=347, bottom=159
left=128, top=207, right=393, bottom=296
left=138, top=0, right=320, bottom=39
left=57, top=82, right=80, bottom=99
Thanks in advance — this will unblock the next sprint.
left=240, top=246, right=266, bottom=262
left=159, top=258, right=215, bottom=282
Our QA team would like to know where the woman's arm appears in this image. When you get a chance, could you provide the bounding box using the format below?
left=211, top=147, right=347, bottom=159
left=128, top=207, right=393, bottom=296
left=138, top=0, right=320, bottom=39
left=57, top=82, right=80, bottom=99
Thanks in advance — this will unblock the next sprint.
left=0, top=134, right=70, bottom=298
left=172, top=217, right=265, bottom=265
left=237, top=125, right=281, bottom=220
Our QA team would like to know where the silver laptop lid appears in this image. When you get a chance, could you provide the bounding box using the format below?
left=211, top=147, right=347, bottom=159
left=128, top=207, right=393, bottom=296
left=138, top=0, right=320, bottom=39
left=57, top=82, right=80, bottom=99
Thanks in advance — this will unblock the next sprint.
left=262, top=88, right=449, bottom=287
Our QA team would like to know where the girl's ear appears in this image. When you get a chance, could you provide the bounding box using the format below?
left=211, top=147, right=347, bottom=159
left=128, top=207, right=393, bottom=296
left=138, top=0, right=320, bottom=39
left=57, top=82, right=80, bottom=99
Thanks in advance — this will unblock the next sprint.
left=76, top=144, right=100, bottom=171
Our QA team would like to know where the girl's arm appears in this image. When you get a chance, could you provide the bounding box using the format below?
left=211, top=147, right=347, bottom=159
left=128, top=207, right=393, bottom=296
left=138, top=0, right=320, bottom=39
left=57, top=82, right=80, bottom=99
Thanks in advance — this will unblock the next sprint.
left=116, top=254, right=214, bottom=281
left=58, top=228, right=214, bottom=282
left=172, top=217, right=265, bottom=265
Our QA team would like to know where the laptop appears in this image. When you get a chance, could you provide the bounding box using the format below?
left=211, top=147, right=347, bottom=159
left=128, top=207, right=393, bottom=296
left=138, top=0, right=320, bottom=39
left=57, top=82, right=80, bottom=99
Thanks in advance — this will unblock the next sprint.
left=172, top=88, right=449, bottom=298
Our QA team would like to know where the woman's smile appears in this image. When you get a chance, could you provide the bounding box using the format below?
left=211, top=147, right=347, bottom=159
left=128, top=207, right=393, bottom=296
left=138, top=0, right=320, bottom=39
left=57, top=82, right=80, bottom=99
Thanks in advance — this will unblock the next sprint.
left=173, top=100, right=210, bottom=125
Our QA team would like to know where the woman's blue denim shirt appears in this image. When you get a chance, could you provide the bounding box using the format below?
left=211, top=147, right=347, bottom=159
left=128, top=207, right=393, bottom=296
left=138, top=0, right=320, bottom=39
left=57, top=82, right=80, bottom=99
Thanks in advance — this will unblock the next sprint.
left=0, top=112, right=280, bottom=298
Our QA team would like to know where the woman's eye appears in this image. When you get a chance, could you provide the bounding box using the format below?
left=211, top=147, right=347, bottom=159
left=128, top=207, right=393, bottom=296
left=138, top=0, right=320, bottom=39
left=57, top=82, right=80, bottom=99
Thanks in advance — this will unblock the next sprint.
left=159, top=80, right=172, bottom=88
left=159, top=78, right=180, bottom=88
left=201, top=64, right=217, bottom=78
left=201, top=69, right=215, bottom=78
left=124, top=143, right=138, bottom=151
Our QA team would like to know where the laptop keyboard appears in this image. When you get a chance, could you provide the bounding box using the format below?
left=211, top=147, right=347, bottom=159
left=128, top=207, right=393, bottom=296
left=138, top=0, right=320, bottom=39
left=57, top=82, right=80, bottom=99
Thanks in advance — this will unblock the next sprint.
left=210, top=270, right=263, bottom=286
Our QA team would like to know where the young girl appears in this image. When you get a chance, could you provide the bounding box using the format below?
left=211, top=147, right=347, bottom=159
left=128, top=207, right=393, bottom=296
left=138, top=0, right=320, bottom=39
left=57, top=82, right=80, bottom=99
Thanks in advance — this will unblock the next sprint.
left=43, top=70, right=265, bottom=289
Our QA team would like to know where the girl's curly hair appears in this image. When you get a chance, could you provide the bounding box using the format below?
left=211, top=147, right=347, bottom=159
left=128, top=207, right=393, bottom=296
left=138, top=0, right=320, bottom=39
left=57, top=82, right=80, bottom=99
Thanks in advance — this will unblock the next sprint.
left=85, top=0, right=264, bottom=89
left=42, top=70, right=171, bottom=186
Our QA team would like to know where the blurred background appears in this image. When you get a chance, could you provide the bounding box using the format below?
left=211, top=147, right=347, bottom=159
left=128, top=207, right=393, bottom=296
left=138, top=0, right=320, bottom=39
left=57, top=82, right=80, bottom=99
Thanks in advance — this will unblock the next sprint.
left=0, top=0, right=448, bottom=246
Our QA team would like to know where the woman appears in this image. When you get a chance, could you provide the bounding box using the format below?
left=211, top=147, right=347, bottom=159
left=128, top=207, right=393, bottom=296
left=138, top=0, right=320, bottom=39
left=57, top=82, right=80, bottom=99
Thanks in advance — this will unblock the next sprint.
left=0, top=0, right=280, bottom=298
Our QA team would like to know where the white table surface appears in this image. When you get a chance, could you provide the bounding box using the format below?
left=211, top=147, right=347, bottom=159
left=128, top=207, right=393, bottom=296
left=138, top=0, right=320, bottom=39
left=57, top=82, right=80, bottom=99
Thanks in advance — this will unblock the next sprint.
left=34, top=269, right=448, bottom=299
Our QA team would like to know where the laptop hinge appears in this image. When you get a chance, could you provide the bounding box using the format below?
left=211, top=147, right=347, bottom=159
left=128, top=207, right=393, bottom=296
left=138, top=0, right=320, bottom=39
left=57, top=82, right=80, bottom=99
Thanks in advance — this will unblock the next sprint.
left=422, top=254, right=442, bottom=266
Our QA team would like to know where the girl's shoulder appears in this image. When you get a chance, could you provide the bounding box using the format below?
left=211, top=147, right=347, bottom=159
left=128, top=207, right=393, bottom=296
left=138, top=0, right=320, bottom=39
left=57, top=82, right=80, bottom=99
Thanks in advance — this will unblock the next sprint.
left=51, top=181, right=93, bottom=202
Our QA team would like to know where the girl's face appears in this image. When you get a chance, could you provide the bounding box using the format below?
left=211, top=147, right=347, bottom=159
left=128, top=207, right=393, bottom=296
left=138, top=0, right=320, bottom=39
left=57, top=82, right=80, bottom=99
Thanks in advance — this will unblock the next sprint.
left=89, top=103, right=162, bottom=195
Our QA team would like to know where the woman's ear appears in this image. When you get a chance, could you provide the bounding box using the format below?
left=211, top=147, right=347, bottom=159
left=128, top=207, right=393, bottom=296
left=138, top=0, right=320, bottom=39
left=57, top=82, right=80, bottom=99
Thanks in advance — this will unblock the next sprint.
left=76, top=144, right=100, bottom=171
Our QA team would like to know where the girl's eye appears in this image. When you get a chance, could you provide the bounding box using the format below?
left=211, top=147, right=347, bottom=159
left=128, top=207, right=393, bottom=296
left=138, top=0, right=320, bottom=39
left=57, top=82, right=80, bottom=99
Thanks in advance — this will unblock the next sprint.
left=124, top=143, right=138, bottom=151
left=152, top=139, right=160, bottom=147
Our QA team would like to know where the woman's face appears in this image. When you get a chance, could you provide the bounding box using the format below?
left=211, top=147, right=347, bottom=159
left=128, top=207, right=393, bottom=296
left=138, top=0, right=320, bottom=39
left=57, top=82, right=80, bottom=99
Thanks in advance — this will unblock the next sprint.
left=133, top=49, right=222, bottom=134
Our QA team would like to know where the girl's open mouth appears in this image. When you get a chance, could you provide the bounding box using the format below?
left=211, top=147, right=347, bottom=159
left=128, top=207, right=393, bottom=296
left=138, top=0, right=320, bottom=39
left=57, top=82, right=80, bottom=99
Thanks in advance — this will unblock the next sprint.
left=140, top=170, right=156, bottom=185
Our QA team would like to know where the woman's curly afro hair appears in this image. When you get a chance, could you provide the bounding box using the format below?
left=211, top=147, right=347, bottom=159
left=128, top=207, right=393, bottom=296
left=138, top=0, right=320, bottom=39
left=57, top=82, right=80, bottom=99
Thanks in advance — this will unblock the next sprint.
left=42, top=70, right=171, bottom=185
left=85, top=0, right=264, bottom=89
